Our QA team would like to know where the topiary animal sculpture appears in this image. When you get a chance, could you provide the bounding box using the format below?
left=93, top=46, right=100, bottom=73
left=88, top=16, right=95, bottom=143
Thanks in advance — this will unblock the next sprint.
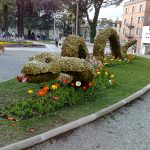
left=19, top=52, right=95, bottom=84
left=61, top=35, right=89, bottom=59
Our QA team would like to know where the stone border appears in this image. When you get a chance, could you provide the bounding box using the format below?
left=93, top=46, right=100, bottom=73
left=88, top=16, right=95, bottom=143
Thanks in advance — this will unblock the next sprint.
left=0, top=84, right=150, bottom=150
left=0, top=77, right=15, bottom=83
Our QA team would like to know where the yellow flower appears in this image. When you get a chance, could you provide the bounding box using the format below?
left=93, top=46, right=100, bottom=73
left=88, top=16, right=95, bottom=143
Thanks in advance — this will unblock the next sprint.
left=97, top=71, right=101, bottom=75
left=105, top=72, right=108, bottom=76
left=110, top=75, right=115, bottom=78
left=28, top=90, right=33, bottom=94
left=51, top=85, right=58, bottom=90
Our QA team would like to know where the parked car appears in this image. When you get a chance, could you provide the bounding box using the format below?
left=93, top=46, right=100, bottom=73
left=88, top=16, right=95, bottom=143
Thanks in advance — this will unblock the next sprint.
left=35, top=35, right=49, bottom=40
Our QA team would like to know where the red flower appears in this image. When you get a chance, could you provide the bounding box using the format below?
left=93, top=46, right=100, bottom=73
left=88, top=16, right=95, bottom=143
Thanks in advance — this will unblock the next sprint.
left=63, top=79, right=68, bottom=84
left=10, top=124, right=16, bottom=126
left=7, top=117, right=15, bottom=121
left=71, top=83, right=75, bottom=87
left=82, top=86, right=88, bottom=91
left=88, top=82, right=93, bottom=87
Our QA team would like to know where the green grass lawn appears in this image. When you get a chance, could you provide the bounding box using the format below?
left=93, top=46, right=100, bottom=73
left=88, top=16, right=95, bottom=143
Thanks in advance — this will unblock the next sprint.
left=0, top=56, right=150, bottom=147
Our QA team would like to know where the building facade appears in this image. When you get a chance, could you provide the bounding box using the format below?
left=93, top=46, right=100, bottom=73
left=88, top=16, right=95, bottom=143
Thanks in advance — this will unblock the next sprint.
left=121, top=0, right=150, bottom=53
left=141, top=26, right=150, bottom=54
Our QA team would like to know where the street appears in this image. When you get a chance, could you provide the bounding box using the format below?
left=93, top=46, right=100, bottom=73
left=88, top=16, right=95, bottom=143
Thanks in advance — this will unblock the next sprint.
left=27, top=91, right=150, bottom=150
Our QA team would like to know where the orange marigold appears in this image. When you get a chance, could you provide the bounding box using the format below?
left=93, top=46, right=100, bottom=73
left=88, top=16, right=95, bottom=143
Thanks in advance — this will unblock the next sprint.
left=42, top=86, right=49, bottom=92
left=38, top=90, right=45, bottom=97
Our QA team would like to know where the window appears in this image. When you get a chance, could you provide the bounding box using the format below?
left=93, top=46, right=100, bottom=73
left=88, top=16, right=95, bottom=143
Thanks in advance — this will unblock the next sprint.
left=139, top=5, right=142, bottom=12
left=130, top=17, right=133, bottom=25
left=123, top=28, right=126, bottom=35
left=148, top=16, right=150, bottom=24
left=137, top=17, right=141, bottom=24
left=131, top=6, right=134, bottom=13
left=124, top=19, right=126, bottom=25
left=125, top=8, right=128, bottom=14
left=136, top=28, right=140, bottom=35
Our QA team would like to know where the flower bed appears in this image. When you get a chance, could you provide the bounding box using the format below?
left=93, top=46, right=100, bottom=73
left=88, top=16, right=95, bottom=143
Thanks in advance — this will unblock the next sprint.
left=0, top=41, right=45, bottom=48
left=2, top=66, right=116, bottom=120
left=104, top=54, right=134, bottom=66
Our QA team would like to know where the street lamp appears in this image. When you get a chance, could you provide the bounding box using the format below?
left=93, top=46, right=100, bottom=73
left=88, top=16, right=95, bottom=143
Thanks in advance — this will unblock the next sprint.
left=53, top=13, right=56, bottom=40
left=76, top=0, right=79, bottom=36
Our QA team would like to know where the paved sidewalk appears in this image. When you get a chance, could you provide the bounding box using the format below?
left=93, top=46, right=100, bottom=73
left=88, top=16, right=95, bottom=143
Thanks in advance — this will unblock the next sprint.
left=27, top=91, right=150, bottom=150
left=134, top=54, right=150, bottom=59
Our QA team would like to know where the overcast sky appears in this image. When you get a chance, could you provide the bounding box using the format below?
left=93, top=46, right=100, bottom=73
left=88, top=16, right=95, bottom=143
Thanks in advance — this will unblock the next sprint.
left=89, top=0, right=128, bottom=21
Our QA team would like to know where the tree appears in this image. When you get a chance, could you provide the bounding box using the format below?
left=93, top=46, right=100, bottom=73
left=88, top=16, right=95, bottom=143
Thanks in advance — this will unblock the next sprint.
left=17, top=0, right=24, bottom=37
left=0, top=0, right=15, bottom=32
left=85, top=0, right=124, bottom=43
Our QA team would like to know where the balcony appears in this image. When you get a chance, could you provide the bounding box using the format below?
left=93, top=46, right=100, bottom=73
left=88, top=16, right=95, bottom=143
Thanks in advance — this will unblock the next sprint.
left=125, top=33, right=133, bottom=39
left=126, top=23, right=134, bottom=29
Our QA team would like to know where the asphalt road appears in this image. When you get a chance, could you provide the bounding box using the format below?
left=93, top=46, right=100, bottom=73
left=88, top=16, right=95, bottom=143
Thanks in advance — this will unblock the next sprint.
left=27, top=91, right=150, bottom=150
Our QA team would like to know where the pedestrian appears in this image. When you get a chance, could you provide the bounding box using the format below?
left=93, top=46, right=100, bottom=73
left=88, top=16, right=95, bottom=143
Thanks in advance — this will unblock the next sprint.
left=55, top=37, right=59, bottom=47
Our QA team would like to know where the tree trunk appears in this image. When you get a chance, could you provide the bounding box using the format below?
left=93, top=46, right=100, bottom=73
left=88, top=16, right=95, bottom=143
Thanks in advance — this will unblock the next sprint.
left=90, top=23, right=97, bottom=43
left=85, top=2, right=102, bottom=43
left=17, top=0, right=24, bottom=37
left=28, top=29, right=31, bottom=39
left=3, top=4, right=8, bottom=33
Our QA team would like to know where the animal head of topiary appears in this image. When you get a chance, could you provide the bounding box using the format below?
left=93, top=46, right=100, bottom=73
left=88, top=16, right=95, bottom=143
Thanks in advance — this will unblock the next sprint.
left=61, top=35, right=88, bottom=59
left=20, top=52, right=61, bottom=83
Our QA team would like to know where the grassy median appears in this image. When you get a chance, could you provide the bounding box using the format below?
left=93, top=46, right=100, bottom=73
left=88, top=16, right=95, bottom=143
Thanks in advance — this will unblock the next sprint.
left=0, top=56, right=150, bottom=147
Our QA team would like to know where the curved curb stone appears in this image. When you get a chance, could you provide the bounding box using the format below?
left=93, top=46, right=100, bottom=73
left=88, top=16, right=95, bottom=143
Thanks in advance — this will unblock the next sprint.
left=0, top=78, right=15, bottom=83
left=0, top=84, right=150, bottom=150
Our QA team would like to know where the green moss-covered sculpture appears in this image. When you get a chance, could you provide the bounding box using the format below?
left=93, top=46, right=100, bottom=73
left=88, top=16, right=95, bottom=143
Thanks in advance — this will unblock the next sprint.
left=61, top=35, right=88, bottom=59
left=21, top=52, right=95, bottom=84
left=93, top=28, right=122, bottom=62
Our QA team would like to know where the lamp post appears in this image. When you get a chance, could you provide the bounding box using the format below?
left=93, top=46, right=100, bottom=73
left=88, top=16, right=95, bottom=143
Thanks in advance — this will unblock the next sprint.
left=53, top=13, right=56, bottom=40
left=76, top=0, right=79, bottom=36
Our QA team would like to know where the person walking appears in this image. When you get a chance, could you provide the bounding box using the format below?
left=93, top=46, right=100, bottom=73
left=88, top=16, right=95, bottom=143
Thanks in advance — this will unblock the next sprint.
left=55, top=37, right=59, bottom=47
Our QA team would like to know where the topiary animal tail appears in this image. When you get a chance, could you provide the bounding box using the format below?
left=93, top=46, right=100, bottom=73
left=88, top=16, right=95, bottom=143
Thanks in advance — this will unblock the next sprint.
left=121, top=39, right=137, bottom=55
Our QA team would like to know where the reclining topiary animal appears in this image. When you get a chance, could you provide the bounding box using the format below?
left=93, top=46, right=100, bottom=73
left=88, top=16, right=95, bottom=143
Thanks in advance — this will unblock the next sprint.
left=19, top=28, right=136, bottom=84
left=20, top=52, right=95, bottom=84
left=61, top=35, right=89, bottom=59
